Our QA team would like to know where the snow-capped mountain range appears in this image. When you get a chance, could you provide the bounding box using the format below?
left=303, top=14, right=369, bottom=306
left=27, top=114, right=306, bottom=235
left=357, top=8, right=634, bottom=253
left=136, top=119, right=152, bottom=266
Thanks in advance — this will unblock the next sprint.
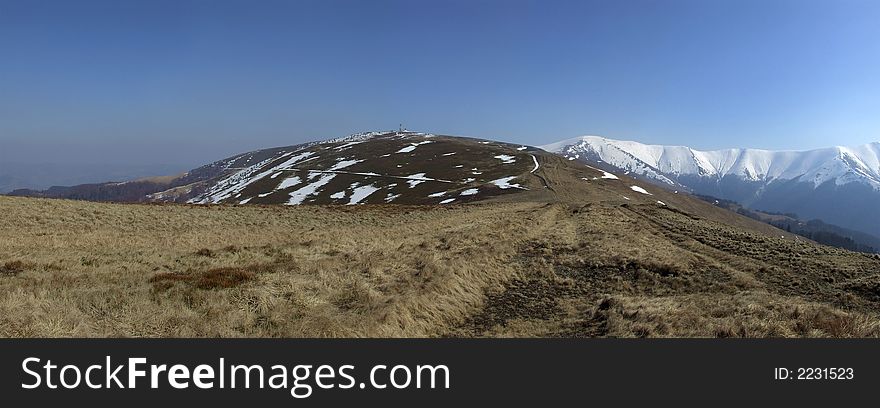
left=542, top=136, right=880, bottom=189
left=542, top=136, right=880, bottom=236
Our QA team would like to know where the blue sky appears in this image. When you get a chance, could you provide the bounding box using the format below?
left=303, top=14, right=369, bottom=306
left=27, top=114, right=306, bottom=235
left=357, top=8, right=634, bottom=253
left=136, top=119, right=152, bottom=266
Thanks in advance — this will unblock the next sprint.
left=1, top=0, right=879, bottom=169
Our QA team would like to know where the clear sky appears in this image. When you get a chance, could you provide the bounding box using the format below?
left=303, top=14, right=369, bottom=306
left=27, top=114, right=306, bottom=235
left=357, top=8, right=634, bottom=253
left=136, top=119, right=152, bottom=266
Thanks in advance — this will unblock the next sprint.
left=2, top=0, right=879, bottom=171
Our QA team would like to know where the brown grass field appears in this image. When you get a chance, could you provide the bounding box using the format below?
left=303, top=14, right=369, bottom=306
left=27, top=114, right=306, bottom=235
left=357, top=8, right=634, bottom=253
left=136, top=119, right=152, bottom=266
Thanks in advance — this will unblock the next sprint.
left=2, top=192, right=880, bottom=338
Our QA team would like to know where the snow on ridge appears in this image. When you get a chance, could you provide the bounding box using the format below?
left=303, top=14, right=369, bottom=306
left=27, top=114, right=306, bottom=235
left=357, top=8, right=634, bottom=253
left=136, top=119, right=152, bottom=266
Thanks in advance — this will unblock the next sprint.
left=396, top=140, right=434, bottom=153
left=317, top=131, right=387, bottom=146
left=541, top=135, right=880, bottom=189
left=304, top=129, right=433, bottom=149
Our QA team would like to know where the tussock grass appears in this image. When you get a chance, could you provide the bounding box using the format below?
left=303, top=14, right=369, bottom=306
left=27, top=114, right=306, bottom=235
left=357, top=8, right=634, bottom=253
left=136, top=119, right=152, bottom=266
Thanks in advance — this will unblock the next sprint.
left=150, top=266, right=257, bottom=291
left=586, top=293, right=880, bottom=338
left=1, top=261, right=31, bottom=276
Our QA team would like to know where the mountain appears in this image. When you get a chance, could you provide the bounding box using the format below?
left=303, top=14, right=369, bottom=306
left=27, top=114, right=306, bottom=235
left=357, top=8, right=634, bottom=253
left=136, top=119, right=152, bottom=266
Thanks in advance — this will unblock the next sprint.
left=165, top=131, right=545, bottom=206
left=6, top=130, right=798, bottom=239
left=541, top=136, right=880, bottom=237
left=6, top=130, right=853, bottom=243
left=8, top=131, right=547, bottom=206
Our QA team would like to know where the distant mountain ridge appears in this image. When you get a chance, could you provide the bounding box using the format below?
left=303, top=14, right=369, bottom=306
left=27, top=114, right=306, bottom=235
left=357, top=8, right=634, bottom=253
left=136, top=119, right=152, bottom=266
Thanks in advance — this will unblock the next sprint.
left=0, top=162, right=189, bottom=194
left=542, top=136, right=880, bottom=188
left=542, top=136, right=880, bottom=237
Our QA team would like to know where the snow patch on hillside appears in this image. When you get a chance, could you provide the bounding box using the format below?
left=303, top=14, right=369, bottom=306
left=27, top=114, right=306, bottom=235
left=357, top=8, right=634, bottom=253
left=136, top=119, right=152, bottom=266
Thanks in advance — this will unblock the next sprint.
left=630, top=185, right=652, bottom=195
left=348, top=185, right=380, bottom=205
left=276, top=176, right=302, bottom=190
left=396, top=141, right=434, bottom=154
left=287, top=172, right=336, bottom=205
left=494, top=155, right=516, bottom=164
left=193, top=151, right=316, bottom=204
left=491, top=177, right=526, bottom=190
left=329, top=159, right=364, bottom=171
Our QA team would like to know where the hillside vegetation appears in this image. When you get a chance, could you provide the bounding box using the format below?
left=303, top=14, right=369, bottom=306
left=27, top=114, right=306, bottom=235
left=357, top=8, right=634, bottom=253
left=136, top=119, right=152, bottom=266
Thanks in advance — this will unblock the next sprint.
left=2, top=195, right=880, bottom=337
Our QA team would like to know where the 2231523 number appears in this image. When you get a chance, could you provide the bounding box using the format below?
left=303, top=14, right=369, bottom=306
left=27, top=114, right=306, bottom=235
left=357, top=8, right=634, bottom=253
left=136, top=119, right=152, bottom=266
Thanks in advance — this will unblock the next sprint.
left=774, top=368, right=854, bottom=380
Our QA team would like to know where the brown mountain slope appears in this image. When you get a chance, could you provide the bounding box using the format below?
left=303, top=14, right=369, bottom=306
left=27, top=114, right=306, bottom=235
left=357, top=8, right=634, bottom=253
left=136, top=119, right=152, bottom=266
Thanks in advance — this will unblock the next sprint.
left=498, top=148, right=802, bottom=240
left=167, top=132, right=549, bottom=206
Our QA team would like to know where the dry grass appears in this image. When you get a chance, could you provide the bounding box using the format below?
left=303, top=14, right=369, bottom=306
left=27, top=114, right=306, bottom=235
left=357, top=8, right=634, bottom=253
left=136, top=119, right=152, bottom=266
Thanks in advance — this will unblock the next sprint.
left=583, top=293, right=880, bottom=338
left=149, top=266, right=258, bottom=291
left=1, top=195, right=879, bottom=338
left=0, top=197, right=553, bottom=337
left=451, top=201, right=880, bottom=338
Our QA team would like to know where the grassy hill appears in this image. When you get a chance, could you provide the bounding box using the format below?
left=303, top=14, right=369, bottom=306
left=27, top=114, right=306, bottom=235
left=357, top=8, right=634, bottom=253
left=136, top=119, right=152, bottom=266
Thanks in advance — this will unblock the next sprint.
left=3, top=189, right=879, bottom=337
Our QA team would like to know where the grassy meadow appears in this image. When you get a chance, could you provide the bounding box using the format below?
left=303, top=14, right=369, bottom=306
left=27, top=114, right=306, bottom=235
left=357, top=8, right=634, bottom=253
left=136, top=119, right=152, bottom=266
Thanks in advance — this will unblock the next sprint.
left=2, top=196, right=879, bottom=337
